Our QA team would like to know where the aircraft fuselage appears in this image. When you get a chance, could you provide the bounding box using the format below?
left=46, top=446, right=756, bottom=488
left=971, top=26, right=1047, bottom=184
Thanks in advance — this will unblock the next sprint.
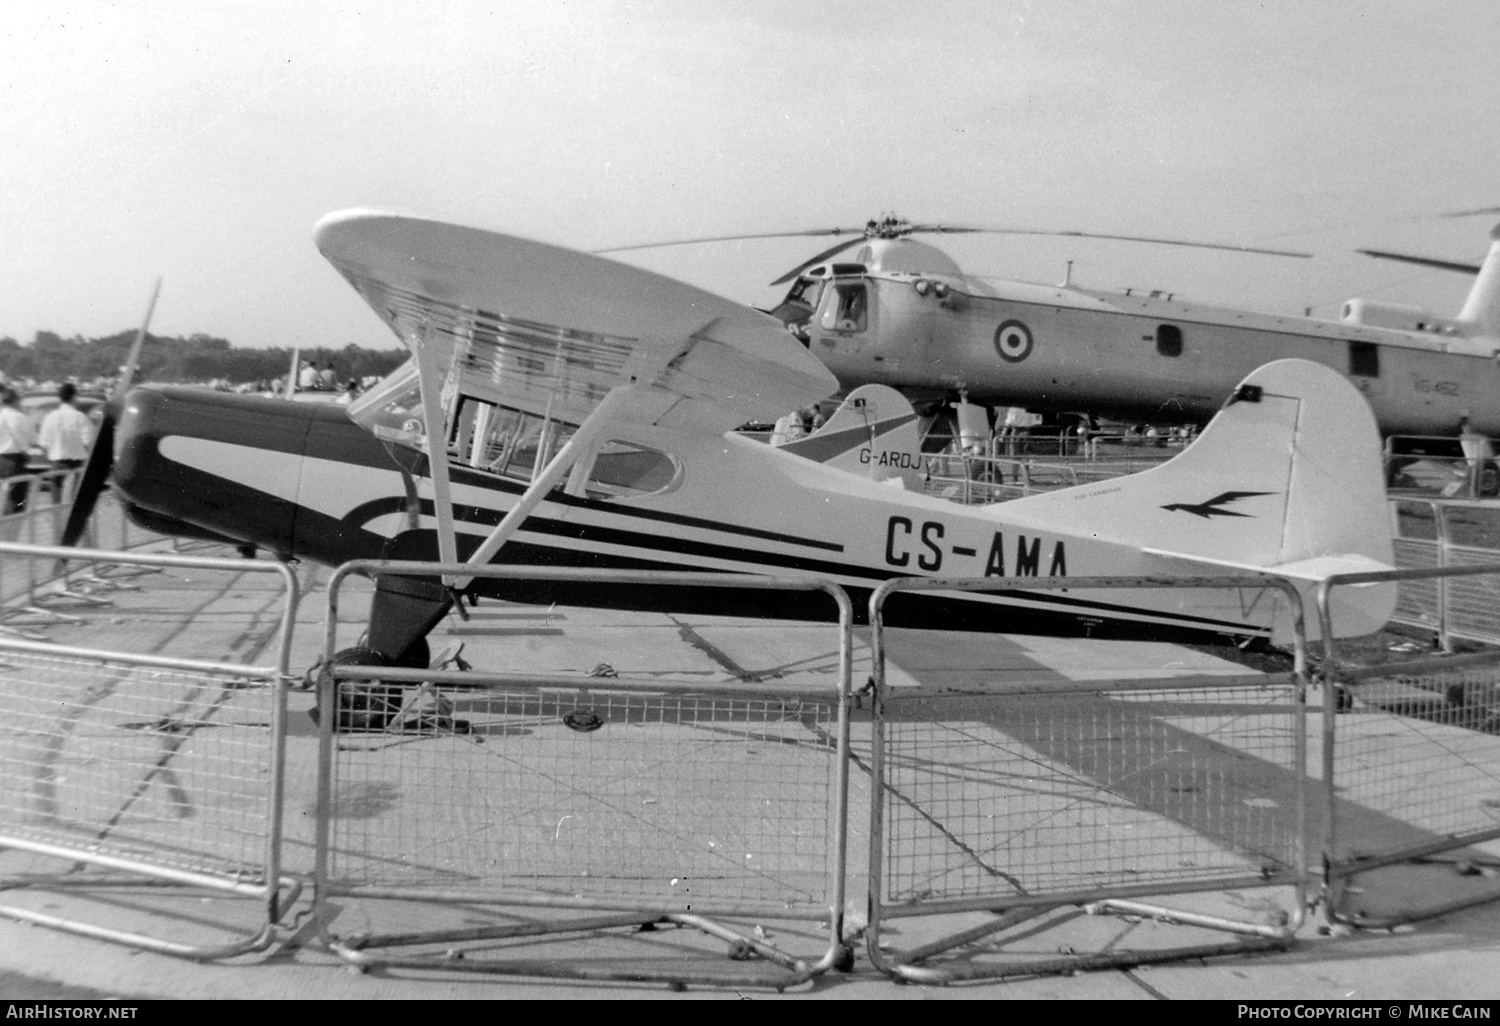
left=112, top=384, right=1300, bottom=645
left=803, top=272, right=1500, bottom=434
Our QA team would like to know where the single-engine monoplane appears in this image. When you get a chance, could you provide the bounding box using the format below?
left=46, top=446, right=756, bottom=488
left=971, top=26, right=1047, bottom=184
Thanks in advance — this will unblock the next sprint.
left=60, top=211, right=1396, bottom=672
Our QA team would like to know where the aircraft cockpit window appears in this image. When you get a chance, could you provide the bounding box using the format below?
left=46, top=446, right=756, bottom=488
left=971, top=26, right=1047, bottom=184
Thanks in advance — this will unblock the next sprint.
left=1156, top=324, right=1184, bottom=358
left=583, top=441, right=681, bottom=501
left=449, top=396, right=578, bottom=483
left=821, top=283, right=869, bottom=333
left=350, top=361, right=427, bottom=447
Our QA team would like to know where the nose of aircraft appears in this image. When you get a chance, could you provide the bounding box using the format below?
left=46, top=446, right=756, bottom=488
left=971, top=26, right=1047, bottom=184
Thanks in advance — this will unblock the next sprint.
left=58, top=385, right=337, bottom=555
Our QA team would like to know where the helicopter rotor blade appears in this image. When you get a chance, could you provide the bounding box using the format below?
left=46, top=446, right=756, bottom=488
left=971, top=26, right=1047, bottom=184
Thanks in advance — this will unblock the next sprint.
left=951, top=227, right=1311, bottom=259
left=769, top=237, right=867, bottom=286
left=1435, top=206, right=1500, bottom=220
left=1356, top=249, right=1482, bottom=275
left=594, top=227, right=863, bottom=255
left=601, top=217, right=1310, bottom=294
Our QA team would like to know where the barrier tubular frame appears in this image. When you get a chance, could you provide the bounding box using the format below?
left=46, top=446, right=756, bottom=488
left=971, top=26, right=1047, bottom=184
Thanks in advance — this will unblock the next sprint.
left=865, top=573, right=1311, bottom=984
left=314, top=561, right=855, bottom=991
left=1316, top=563, right=1500, bottom=929
left=0, top=541, right=301, bottom=959
left=0, top=471, right=90, bottom=631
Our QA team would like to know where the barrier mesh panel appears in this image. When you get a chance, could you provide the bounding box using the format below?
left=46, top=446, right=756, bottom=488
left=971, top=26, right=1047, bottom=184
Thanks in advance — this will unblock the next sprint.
left=1335, top=666, right=1500, bottom=858
left=1390, top=539, right=1440, bottom=631
left=325, top=683, right=839, bottom=914
left=0, top=649, right=277, bottom=880
left=879, top=683, right=1302, bottom=904
left=1443, top=555, right=1500, bottom=644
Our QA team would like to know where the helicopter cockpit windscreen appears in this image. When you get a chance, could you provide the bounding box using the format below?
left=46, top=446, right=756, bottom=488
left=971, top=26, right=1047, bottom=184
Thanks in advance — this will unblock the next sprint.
left=767, top=274, right=827, bottom=338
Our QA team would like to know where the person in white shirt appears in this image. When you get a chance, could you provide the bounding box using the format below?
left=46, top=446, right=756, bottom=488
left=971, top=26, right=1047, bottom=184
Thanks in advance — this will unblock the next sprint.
left=0, top=386, right=38, bottom=514
left=39, top=383, right=92, bottom=467
left=38, top=382, right=93, bottom=502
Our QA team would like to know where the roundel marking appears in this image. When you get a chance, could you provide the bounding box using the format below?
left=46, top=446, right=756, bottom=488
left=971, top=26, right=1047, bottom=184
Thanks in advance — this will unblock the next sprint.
left=993, top=320, right=1033, bottom=363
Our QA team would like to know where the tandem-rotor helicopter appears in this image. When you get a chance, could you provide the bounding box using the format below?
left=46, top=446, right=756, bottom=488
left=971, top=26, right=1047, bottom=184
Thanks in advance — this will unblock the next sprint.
left=600, top=214, right=1500, bottom=442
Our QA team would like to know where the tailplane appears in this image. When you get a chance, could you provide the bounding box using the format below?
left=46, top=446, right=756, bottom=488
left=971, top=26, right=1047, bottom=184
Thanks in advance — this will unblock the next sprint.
left=779, top=384, right=926, bottom=488
left=1007, top=359, right=1396, bottom=640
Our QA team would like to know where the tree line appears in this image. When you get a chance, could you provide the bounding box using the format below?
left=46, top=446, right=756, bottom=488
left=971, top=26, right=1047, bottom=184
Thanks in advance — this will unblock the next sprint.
left=0, top=330, right=409, bottom=388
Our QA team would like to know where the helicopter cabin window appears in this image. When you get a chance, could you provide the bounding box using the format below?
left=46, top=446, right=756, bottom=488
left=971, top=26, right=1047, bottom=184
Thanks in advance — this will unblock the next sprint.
left=820, top=282, right=868, bottom=333
left=447, top=396, right=578, bottom=484
left=1155, top=324, right=1183, bottom=358
left=582, top=441, right=681, bottom=500
left=1349, top=341, right=1380, bottom=378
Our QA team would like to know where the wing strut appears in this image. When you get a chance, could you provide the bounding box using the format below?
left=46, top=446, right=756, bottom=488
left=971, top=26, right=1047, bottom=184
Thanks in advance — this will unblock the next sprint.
left=412, top=324, right=460, bottom=572
left=451, top=383, right=644, bottom=590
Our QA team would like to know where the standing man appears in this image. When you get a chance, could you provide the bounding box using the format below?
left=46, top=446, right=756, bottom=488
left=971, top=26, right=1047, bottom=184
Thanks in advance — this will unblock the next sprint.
left=1458, top=415, right=1496, bottom=497
left=38, top=382, right=93, bottom=502
left=0, top=386, right=38, bottom=515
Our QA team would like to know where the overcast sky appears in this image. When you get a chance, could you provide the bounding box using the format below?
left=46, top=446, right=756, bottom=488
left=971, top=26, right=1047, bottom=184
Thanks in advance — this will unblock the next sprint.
left=4, top=0, right=1499, bottom=351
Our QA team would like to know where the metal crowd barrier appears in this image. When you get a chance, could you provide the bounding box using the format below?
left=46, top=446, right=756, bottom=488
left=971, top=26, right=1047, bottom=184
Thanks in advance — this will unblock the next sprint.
left=1317, top=566, right=1500, bottom=929
left=0, top=470, right=161, bottom=637
left=0, top=542, right=301, bottom=958
left=1, top=470, right=82, bottom=630
left=924, top=456, right=1080, bottom=504
left=313, top=561, right=855, bottom=991
left=864, top=574, right=1312, bottom=984
left=1389, top=499, right=1500, bottom=648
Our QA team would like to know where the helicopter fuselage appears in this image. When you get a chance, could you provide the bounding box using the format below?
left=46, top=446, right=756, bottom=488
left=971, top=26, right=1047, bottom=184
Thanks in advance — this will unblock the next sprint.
left=782, top=258, right=1500, bottom=435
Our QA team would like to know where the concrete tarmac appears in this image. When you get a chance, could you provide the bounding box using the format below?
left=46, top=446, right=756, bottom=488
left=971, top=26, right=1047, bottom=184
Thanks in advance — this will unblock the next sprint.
left=1, top=544, right=1498, bottom=1001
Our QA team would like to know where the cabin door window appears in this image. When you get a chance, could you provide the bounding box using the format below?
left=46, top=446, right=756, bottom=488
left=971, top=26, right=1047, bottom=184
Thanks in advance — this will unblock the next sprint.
left=1349, top=341, right=1380, bottom=378
left=820, top=282, right=869, bottom=333
left=1155, top=324, right=1183, bottom=358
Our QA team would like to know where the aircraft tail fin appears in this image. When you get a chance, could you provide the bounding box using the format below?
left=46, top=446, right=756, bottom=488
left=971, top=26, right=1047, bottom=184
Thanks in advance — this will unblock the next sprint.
left=1007, top=359, right=1396, bottom=640
left=1457, top=223, right=1500, bottom=337
left=778, top=384, right=926, bottom=488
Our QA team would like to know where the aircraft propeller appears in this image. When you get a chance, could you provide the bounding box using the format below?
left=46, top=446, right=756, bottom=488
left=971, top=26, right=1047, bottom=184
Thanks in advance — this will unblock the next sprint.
left=597, top=215, right=1312, bottom=287
left=58, top=278, right=161, bottom=549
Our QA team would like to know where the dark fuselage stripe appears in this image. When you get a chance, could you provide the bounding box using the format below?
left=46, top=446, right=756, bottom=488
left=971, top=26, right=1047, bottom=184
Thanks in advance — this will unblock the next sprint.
left=367, top=496, right=1263, bottom=635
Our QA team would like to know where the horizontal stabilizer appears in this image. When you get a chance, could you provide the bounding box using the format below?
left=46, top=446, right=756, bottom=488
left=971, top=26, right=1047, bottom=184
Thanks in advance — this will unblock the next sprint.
left=1142, top=549, right=1395, bottom=582
left=1006, top=358, right=1397, bottom=641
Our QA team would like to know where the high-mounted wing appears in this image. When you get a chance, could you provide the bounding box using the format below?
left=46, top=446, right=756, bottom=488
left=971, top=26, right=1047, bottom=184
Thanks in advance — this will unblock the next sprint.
left=314, top=209, right=837, bottom=578
left=314, top=209, right=836, bottom=433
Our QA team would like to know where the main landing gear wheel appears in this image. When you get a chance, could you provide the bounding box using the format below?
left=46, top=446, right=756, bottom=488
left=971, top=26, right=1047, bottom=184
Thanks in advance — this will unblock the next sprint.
left=309, top=641, right=468, bottom=735
left=309, top=648, right=406, bottom=732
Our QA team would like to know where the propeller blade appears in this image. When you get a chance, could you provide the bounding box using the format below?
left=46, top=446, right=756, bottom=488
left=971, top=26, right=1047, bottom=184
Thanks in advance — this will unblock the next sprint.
left=59, top=278, right=159, bottom=549
left=111, top=277, right=161, bottom=403
left=769, top=237, right=865, bottom=286
left=57, top=407, right=116, bottom=547
left=1356, top=249, right=1482, bottom=275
